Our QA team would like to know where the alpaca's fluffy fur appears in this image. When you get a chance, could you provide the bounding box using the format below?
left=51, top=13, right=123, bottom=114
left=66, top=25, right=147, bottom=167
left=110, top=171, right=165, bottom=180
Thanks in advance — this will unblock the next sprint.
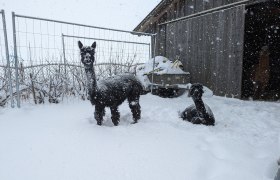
left=180, top=83, right=215, bottom=126
left=79, top=41, right=143, bottom=126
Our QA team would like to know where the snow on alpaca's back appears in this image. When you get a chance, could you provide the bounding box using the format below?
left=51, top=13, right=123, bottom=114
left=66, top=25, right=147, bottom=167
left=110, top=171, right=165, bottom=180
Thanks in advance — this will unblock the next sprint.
left=97, top=74, right=141, bottom=94
left=185, top=103, right=214, bottom=118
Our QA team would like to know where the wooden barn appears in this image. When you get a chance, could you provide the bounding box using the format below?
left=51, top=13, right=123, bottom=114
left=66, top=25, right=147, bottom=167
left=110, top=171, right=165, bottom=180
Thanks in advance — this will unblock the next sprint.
left=134, top=0, right=280, bottom=100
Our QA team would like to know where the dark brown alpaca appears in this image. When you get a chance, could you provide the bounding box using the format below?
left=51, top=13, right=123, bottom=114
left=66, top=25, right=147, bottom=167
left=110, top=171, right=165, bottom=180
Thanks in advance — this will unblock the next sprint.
left=251, top=46, right=270, bottom=99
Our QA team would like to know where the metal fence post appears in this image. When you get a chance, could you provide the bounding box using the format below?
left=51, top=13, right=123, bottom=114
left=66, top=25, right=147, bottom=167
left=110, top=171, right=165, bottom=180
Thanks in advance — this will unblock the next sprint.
left=1, top=10, right=14, bottom=108
left=61, top=33, right=67, bottom=75
left=61, top=33, right=69, bottom=95
left=151, top=34, right=157, bottom=94
left=12, top=12, right=20, bottom=108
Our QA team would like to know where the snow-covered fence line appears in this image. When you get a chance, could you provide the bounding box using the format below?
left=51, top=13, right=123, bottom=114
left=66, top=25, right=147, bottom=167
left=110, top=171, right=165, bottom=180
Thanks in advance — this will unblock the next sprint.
left=0, top=61, right=144, bottom=107
left=8, top=12, right=155, bottom=108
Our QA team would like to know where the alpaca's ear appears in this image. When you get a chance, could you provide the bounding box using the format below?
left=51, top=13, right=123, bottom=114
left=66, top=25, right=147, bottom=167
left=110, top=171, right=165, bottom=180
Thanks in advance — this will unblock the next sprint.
left=78, top=41, right=83, bottom=49
left=92, top=42, right=96, bottom=49
left=200, top=86, right=204, bottom=94
left=201, top=85, right=204, bottom=94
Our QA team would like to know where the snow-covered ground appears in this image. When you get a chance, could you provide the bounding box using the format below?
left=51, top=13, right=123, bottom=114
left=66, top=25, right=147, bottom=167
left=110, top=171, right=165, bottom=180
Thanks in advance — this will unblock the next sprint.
left=0, top=93, right=279, bottom=180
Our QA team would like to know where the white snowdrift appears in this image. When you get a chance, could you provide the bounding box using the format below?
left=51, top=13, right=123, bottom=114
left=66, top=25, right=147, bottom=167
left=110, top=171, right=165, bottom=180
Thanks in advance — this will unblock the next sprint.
left=0, top=94, right=279, bottom=180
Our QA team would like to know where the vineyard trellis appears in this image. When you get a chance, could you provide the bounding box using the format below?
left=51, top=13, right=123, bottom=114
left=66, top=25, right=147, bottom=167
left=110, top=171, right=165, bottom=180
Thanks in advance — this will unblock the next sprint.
left=61, top=34, right=151, bottom=78
left=0, top=12, right=155, bottom=108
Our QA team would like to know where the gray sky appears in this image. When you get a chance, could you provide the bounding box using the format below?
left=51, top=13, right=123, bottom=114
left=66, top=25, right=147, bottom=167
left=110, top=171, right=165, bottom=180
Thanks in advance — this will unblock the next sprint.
left=0, top=0, right=160, bottom=30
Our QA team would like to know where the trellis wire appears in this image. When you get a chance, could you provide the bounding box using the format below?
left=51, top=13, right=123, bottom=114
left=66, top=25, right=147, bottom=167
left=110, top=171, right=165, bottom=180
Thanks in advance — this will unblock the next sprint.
left=11, top=12, right=155, bottom=107
left=62, top=34, right=151, bottom=78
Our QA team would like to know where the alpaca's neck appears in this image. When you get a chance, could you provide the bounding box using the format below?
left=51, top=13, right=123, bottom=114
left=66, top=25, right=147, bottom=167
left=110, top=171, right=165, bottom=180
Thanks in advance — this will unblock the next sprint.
left=193, top=97, right=207, bottom=117
left=258, top=50, right=270, bottom=71
left=85, top=66, right=97, bottom=95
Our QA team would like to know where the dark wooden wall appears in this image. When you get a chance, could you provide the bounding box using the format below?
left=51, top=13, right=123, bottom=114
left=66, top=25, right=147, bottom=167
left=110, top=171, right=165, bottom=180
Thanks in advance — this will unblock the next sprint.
left=156, top=5, right=245, bottom=98
left=165, top=0, right=246, bottom=21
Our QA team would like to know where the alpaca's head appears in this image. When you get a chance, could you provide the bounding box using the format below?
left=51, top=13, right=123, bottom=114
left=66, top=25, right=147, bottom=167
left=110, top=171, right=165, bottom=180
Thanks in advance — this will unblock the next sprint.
left=188, top=83, right=204, bottom=100
left=78, top=41, right=96, bottom=67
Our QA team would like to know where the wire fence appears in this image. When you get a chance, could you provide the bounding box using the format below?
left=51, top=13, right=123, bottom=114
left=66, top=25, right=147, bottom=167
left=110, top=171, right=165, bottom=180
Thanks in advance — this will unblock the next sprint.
left=61, top=34, right=150, bottom=78
left=0, top=11, right=154, bottom=108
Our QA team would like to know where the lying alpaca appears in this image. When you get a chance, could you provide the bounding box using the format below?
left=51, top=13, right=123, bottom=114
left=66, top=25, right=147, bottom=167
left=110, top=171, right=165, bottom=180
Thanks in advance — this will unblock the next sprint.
left=180, top=83, right=215, bottom=126
left=78, top=41, right=143, bottom=126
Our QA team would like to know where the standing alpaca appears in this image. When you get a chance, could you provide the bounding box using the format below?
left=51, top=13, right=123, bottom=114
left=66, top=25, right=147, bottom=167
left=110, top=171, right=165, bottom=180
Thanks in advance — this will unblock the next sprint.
left=78, top=41, right=143, bottom=126
left=180, top=83, right=215, bottom=126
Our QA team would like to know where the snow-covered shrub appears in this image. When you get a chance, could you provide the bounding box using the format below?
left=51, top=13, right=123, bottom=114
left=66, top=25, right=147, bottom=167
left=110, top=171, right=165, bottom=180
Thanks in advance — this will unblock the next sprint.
left=0, top=60, right=139, bottom=107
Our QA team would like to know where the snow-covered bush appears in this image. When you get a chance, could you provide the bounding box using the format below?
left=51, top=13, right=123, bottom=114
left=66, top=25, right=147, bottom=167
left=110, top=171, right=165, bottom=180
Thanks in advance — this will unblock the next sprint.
left=0, top=61, right=139, bottom=107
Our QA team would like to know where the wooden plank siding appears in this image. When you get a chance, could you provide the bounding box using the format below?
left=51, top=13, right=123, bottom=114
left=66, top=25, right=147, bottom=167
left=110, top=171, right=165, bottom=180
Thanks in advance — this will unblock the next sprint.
left=134, top=0, right=275, bottom=99
left=233, top=5, right=245, bottom=97
left=156, top=12, right=168, bottom=56
left=160, top=5, right=245, bottom=98
left=134, top=0, right=248, bottom=33
left=178, top=0, right=186, bottom=17
left=185, top=0, right=195, bottom=15
left=165, top=0, right=246, bottom=23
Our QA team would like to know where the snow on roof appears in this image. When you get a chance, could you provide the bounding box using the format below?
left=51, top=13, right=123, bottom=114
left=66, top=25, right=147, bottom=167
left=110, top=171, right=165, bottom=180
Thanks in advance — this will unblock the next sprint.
left=137, top=56, right=189, bottom=75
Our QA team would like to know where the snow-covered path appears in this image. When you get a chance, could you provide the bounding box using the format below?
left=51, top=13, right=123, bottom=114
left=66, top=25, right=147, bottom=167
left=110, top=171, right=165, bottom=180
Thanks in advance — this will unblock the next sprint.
left=0, top=94, right=279, bottom=180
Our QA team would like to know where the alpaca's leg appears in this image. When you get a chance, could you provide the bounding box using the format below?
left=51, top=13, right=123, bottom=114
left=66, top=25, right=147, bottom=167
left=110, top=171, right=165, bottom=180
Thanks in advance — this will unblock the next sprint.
left=110, top=106, right=120, bottom=126
left=253, top=81, right=262, bottom=99
left=101, top=108, right=106, bottom=117
left=94, top=105, right=104, bottom=126
left=128, top=97, right=141, bottom=124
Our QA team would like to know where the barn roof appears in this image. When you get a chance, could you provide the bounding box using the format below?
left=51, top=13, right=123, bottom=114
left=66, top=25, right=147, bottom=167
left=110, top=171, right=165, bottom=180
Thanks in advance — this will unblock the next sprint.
left=133, top=0, right=172, bottom=32
left=133, top=0, right=272, bottom=32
